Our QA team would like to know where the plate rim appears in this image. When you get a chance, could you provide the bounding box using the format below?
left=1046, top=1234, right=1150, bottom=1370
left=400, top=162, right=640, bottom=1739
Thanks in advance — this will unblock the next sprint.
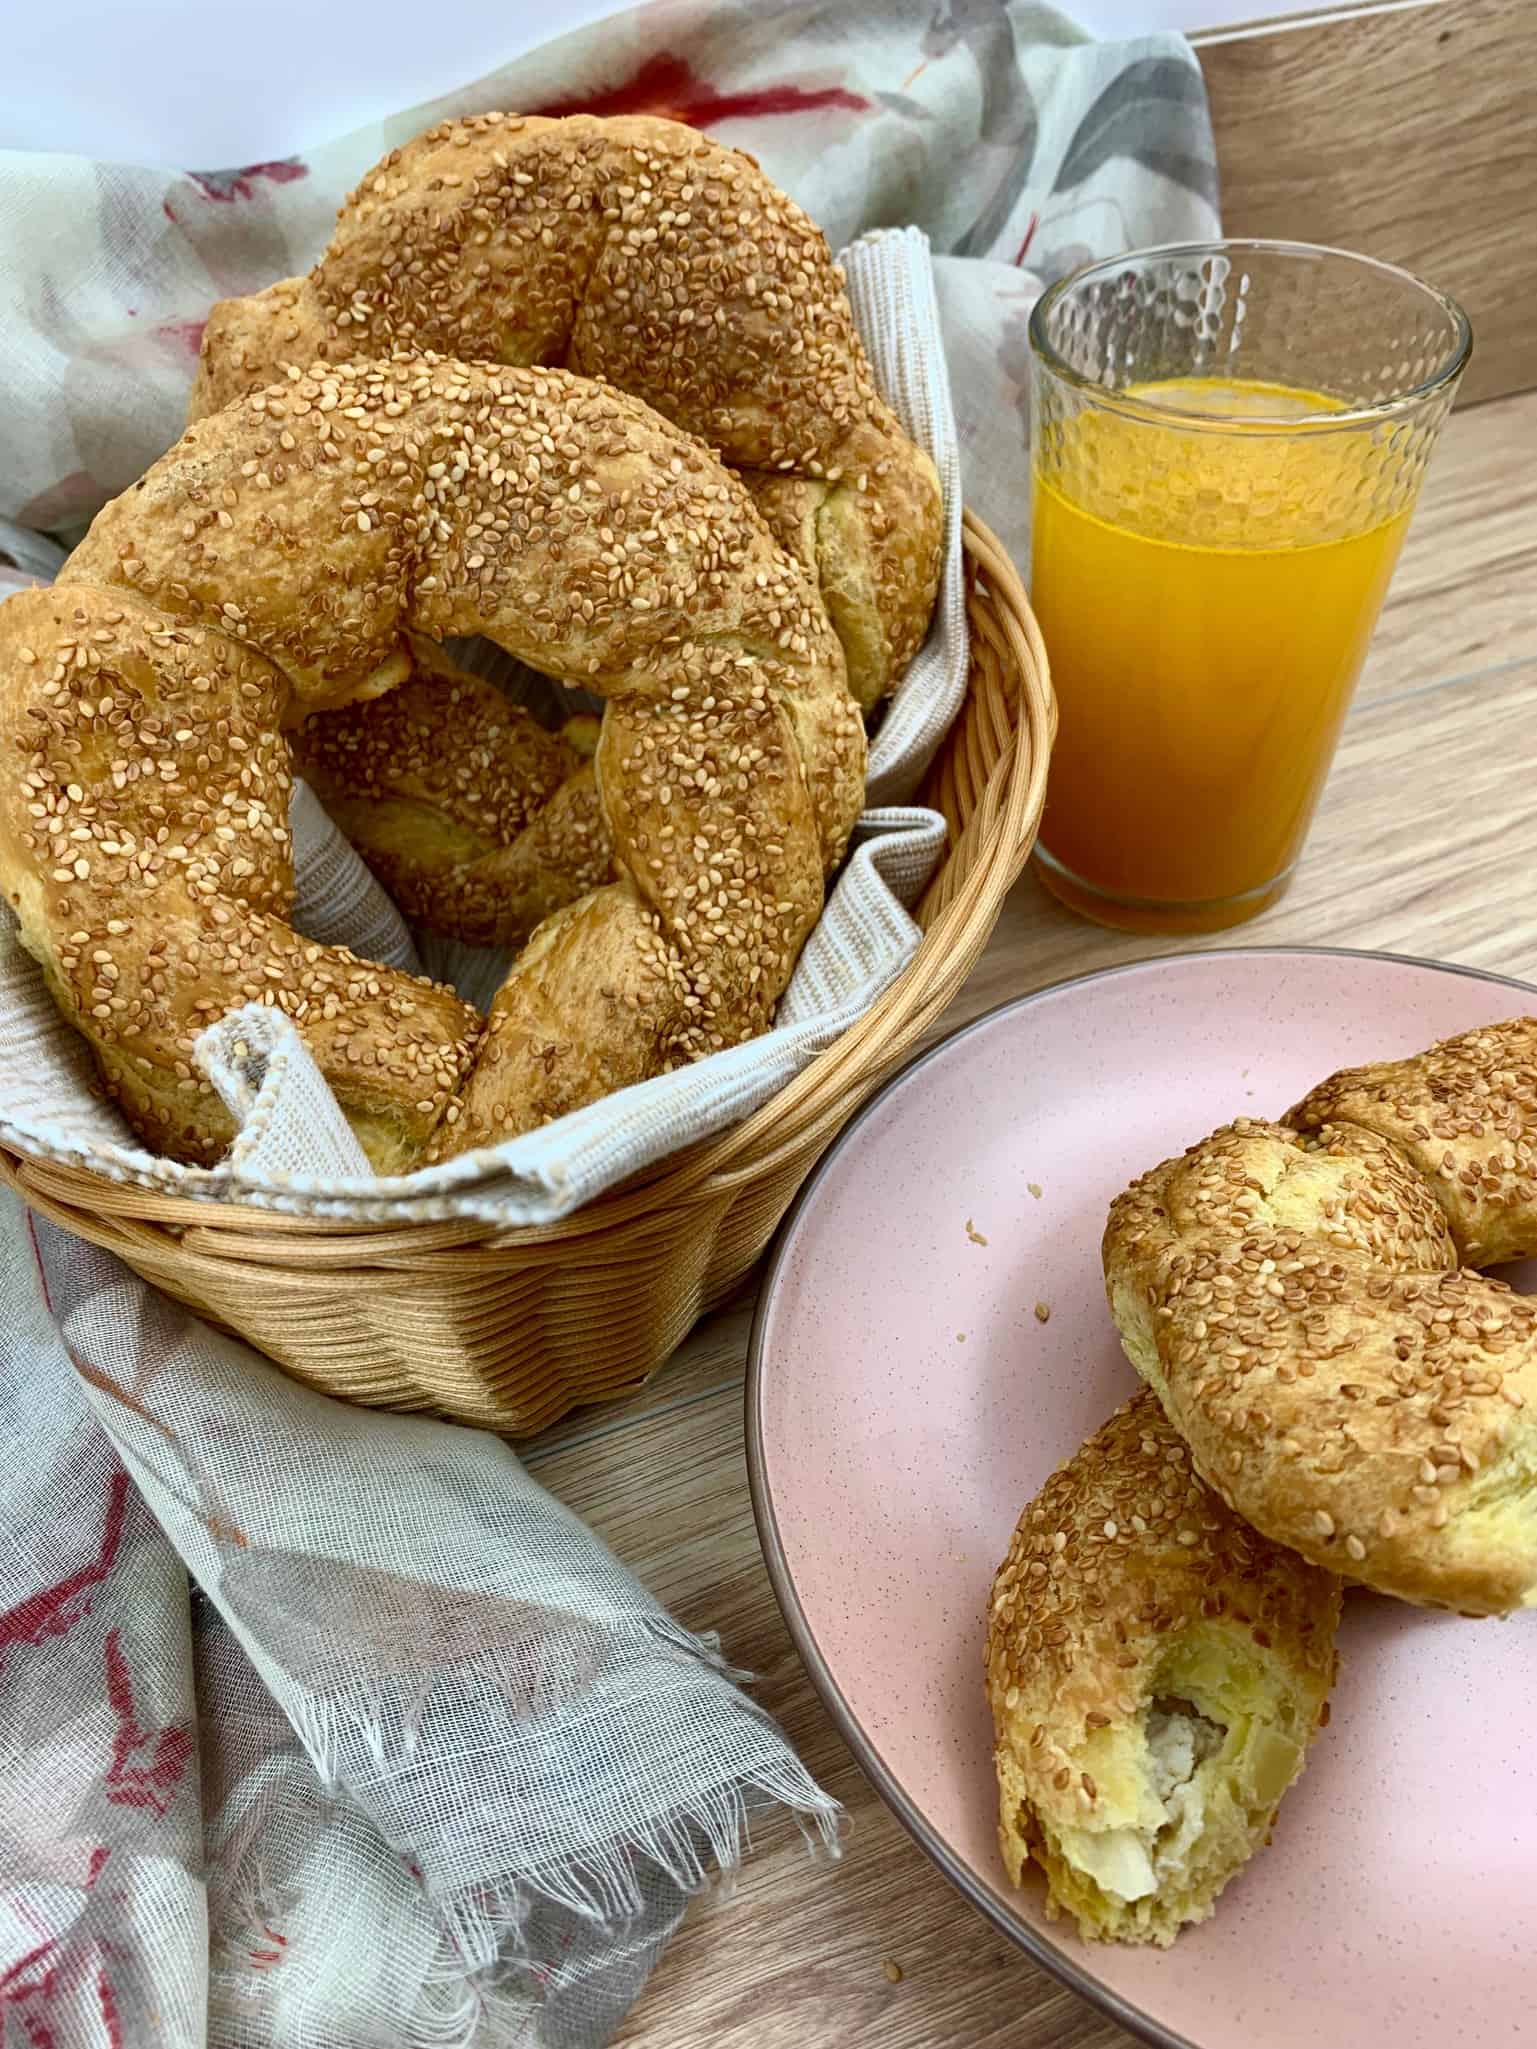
left=745, top=943, right=1537, bottom=2049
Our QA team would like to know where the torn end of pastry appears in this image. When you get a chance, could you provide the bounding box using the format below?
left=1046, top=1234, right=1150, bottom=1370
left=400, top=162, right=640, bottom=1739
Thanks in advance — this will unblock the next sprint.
left=996, top=1626, right=1320, bottom=1946
left=987, top=1389, right=1339, bottom=1946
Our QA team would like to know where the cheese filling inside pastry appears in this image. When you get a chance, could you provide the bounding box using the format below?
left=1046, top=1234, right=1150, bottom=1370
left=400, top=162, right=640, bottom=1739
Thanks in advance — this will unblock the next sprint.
left=987, top=1390, right=1339, bottom=1945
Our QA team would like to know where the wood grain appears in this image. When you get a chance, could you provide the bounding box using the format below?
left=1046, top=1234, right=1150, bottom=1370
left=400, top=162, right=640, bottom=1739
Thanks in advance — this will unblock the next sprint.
left=529, top=390, right=1537, bottom=2049
left=1356, top=393, right=1535, bottom=700
left=1197, top=0, right=1537, bottom=407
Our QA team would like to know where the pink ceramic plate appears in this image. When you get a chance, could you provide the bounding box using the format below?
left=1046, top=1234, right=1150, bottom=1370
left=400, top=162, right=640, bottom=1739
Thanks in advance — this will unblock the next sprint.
left=749, top=948, right=1537, bottom=2049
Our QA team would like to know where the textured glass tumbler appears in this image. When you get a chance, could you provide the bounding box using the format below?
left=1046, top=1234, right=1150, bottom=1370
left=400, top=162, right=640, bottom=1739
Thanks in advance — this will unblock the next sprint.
left=1029, top=240, right=1471, bottom=935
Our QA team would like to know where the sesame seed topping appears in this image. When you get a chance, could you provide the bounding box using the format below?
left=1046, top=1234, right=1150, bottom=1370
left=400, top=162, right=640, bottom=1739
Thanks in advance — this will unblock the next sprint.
left=1105, top=1087, right=1537, bottom=1613
left=16, top=329, right=874, bottom=1168
left=186, top=113, right=942, bottom=709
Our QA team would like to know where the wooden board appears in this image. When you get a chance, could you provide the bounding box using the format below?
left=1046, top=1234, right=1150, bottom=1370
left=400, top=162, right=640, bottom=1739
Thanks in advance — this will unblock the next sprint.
left=1359, top=392, right=1537, bottom=692
left=527, top=388, right=1537, bottom=2046
left=1197, top=0, right=1537, bottom=407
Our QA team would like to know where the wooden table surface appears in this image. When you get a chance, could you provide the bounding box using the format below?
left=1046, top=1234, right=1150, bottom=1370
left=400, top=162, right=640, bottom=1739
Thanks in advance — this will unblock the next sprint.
left=536, top=389, right=1537, bottom=2049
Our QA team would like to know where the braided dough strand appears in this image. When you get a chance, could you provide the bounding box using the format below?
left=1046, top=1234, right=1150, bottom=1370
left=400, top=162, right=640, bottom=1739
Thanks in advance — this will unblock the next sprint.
left=443, top=685, right=825, bottom=1149
left=188, top=112, right=943, bottom=710
left=1288, top=1020, right=1537, bottom=1266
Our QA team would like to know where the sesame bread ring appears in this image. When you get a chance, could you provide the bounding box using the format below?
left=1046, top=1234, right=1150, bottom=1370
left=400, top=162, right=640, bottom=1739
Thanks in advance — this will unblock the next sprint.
left=291, top=636, right=610, bottom=951
left=187, top=112, right=943, bottom=711
left=1, top=355, right=860, bottom=1168
left=986, top=1388, right=1340, bottom=1947
left=1104, top=1105, right=1537, bottom=1614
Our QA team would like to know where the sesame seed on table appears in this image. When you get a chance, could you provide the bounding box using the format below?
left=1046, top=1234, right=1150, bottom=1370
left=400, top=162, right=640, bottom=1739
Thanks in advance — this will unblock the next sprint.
left=513, top=389, right=1537, bottom=2048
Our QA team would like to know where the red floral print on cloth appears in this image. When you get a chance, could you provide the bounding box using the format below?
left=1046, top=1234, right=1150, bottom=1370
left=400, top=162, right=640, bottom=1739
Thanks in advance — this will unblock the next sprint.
left=531, top=50, right=867, bottom=127
left=2, top=1919, right=126, bottom=2049
left=150, top=316, right=208, bottom=363
left=247, top=1928, right=288, bottom=1972
left=95, top=1969, right=125, bottom=2049
left=0, top=1468, right=129, bottom=1672
left=185, top=159, right=309, bottom=204
left=102, top=1628, right=194, bottom=1818
left=1, top=1941, right=58, bottom=2049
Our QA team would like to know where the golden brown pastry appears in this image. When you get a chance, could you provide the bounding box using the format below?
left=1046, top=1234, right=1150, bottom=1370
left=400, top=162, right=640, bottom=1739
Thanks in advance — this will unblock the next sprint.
left=1288, top=1019, right=1537, bottom=1266
left=187, top=112, right=943, bottom=710
left=1104, top=1104, right=1537, bottom=1614
left=1, top=357, right=860, bottom=1168
left=292, top=636, right=610, bottom=951
left=987, top=1388, right=1340, bottom=1946
left=0, top=584, right=480, bottom=1168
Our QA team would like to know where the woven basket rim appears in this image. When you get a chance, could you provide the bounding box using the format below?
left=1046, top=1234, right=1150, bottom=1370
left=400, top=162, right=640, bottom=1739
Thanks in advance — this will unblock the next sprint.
left=0, top=507, right=1052, bottom=1250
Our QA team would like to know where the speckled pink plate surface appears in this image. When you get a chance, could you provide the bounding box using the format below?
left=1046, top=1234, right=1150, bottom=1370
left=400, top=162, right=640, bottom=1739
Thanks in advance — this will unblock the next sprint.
left=748, top=948, right=1537, bottom=2049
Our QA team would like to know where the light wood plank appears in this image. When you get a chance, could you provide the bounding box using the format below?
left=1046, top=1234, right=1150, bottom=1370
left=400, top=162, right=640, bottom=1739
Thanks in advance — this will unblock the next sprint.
left=1197, top=0, right=1537, bottom=407
left=1359, top=394, right=1537, bottom=699
left=553, top=392, right=1537, bottom=2049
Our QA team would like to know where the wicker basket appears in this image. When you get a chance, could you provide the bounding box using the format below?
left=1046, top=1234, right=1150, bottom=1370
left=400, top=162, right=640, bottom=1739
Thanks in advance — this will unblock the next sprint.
left=0, top=512, right=1052, bottom=1435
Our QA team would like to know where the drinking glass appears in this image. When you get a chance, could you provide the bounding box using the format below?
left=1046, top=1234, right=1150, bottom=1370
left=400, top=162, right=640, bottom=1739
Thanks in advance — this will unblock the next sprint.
left=1028, top=240, right=1471, bottom=934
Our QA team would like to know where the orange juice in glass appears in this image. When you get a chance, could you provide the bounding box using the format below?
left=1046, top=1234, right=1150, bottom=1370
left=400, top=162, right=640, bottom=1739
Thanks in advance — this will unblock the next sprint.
left=1028, top=243, right=1470, bottom=933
